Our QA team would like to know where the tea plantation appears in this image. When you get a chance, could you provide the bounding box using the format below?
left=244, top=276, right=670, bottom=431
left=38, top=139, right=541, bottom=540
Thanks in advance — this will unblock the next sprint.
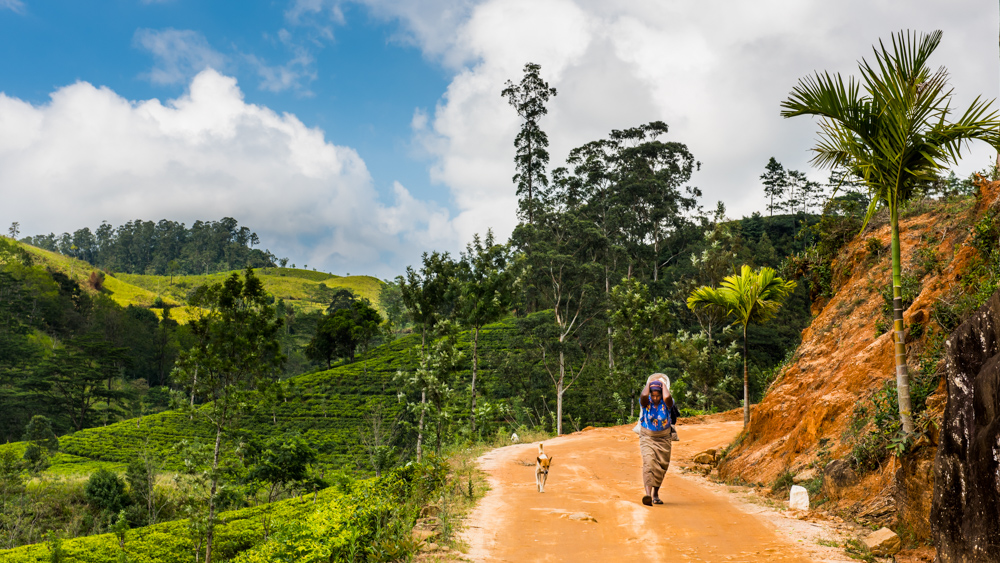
left=46, top=316, right=526, bottom=472
left=0, top=465, right=429, bottom=563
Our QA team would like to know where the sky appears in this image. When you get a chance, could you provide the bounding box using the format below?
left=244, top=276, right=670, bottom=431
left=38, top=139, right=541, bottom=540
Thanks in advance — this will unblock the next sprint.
left=0, top=0, right=997, bottom=278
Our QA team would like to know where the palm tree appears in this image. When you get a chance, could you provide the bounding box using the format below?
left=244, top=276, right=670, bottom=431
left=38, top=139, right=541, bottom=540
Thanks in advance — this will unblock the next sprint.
left=780, top=30, right=1000, bottom=434
left=687, top=265, right=797, bottom=426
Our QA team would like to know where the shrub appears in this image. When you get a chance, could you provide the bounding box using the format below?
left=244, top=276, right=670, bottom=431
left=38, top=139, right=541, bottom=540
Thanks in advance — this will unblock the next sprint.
left=23, top=415, right=59, bottom=472
left=770, top=469, right=794, bottom=496
left=87, top=271, right=105, bottom=291
left=913, top=246, right=941, bottom=278
left=23, top=415, right=58, bottom=451
left=877, top=272, right=921, bottom=316
left=865, top=237, right=883, bottom=259
left=85, top=468, right=130, bottom=514
left=847, top=381, right=902, bottom=472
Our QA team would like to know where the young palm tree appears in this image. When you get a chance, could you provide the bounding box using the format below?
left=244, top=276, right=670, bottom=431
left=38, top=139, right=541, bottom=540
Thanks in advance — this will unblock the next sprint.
left=780, top=30, right=1000, bottom=434
left=688, top=265, right=797, bottom=426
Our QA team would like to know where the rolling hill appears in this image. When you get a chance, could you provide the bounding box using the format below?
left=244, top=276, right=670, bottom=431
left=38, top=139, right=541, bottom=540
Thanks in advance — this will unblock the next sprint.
left=19, top=243, right=384, bottom=323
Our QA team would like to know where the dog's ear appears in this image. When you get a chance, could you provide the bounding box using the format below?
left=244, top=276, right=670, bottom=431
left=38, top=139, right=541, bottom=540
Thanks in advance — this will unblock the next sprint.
left=548, top=456, right=553, bottom=464
left=536, top=456, right=541, bottom=464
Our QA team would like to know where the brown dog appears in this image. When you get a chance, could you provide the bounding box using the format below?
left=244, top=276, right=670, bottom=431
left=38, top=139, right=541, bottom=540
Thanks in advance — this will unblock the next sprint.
left=536, top=444, right=553, bottom=492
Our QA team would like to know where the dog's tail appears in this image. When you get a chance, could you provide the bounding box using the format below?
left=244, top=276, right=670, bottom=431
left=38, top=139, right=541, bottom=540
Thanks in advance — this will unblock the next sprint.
left=538, top=443, right=544, bottom=455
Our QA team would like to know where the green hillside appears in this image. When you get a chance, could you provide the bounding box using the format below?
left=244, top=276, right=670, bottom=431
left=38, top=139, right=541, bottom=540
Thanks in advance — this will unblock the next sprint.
left=19, top=243, right=383, bottom=323
left=39, top=316, right=529, bottom=471
left=119, top=268, right=383, bottom=316
left=55, top=332, right=420, bottom=469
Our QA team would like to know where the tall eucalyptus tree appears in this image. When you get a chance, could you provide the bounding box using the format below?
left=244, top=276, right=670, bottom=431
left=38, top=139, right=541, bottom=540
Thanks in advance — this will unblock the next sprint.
left=502, top=62, right=558, bottom=227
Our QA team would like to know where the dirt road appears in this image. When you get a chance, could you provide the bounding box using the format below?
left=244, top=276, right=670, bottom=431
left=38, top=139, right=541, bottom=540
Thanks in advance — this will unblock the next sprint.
left=462, top=419, right=828, bottom=563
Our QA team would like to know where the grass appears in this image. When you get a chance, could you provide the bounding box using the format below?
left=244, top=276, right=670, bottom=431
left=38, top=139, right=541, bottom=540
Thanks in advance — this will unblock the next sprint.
left=844, top=538, right=876, bottom=562
left=117, top=270, right=382, bottom=316
left=18, top=242, right=384, bottom=323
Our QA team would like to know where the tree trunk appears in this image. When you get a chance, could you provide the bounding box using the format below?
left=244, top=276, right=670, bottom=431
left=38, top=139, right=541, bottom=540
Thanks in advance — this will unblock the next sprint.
left=557, top=350, right=565, bottom=435
left=890, top=211, right=915, bottom=434
left=416, top=331, right=426, bottom=462
left=436, top=411, right=443, bottom=456
left=527, top=135, right=533, bottom=225
left=205, top=425, right=223, bottom=563
left=469, top=326, right=479, bottom=434
left=743, top=325, right=750, bottom=427
left=189, top=366, right=198, bottom=420
left=417, top=393, right=426, bottom=462
left=606, top=270, right=614, bottom=377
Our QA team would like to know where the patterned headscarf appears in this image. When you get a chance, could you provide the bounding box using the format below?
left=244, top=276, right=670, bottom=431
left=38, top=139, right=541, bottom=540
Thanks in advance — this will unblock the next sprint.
left=649, top=381, right=663, bottom=395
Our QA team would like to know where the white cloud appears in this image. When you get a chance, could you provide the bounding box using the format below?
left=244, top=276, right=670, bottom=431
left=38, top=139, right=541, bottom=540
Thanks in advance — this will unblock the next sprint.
left=245, top=30, right=318, bottom=94
left=134, top=28, right=228, bottom=85
left=349, top=0, right=999, bottom=246
left=0, top=0, right=25, bottom=13
left=0, top=70, right=450, bottom=277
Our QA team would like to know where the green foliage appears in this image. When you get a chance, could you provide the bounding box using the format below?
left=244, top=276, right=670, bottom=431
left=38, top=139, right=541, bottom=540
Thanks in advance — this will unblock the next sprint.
left=22, top=217, right=280, bottom=277
left=377, top=279, right=409, bottom=338
left=22, top=415, right=58, bottom=470
left=0, top=484, right=343, bottom=562
left=844, top=538, right=877, bottom=562
left=174, top=267, right=287, bottom=561
left=307, top=299, right=382, bottom=368
left=396, top=321, right=465, bottom=457
left=668, top=330, right=741, bottom=412
left=234, top=467, right=427, bottom=563
left=608, top=278, right=671, bottom=417
left=688, top=265, right=797, bottom=424
left=85, top=468, right=130, bottom=514
left=782, top=29, right=1000, bottom=435
left=875, top=272, right=921, bottom=325
left=457, top=230, right=514, bottom=433
left=843, top=331, right=944, bottom=471
left=45, top=531, right=65, bottom=563
left=502, top=62, right=557, bottom=224
left=913, top=245, right=942, bottom=278
left=761, top=157, right=788, bottom=216
left=770, top=469, right=795, bottom=496
left=246, top=435, right=319, bottom=503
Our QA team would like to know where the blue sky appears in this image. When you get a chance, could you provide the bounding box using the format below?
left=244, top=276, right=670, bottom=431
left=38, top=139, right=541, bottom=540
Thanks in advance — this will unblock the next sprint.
left=1, top=1, right=997, bottom=277
left=0, top=0, right=449, bottom=203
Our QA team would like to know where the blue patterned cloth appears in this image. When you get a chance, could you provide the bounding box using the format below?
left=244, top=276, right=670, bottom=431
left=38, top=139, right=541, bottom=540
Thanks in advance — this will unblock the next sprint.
left=641, top=399, right=671, bottom=432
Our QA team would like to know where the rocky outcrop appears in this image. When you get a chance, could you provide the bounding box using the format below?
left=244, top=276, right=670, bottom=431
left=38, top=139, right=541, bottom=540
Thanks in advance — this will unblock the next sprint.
left=865, top=527, right=902, bottom=556
left=932, top=290, right=1000, bottom=563
left=822, top=459, right=859, bottom=501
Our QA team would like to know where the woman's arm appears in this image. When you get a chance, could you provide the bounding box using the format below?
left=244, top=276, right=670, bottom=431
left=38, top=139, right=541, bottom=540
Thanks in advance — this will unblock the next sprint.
left=639, top=381, right=651, bottom=408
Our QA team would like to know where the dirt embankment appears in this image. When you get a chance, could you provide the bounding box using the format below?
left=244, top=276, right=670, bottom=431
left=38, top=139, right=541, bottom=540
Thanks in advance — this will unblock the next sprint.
left=719, top=181, right=1000, bottom=534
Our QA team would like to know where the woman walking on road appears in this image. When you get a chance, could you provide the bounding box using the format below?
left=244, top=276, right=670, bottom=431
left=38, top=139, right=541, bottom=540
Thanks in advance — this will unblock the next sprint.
left=638, top=375, right=674, bottom=506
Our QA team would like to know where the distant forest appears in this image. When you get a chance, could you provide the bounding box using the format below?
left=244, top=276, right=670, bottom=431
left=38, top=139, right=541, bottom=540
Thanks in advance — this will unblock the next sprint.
left=21, top=217, right=284, bottom=276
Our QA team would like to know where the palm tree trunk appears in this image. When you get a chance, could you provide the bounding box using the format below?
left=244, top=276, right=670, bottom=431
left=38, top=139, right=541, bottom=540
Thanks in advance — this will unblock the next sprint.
left=743, top=324, right=750, bottom=427
left=890, top=210, right=915, bottom=434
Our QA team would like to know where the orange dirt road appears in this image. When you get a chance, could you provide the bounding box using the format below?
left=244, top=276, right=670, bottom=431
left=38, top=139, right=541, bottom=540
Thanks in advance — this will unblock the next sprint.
left=462, top=420, right=814, bottom=563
